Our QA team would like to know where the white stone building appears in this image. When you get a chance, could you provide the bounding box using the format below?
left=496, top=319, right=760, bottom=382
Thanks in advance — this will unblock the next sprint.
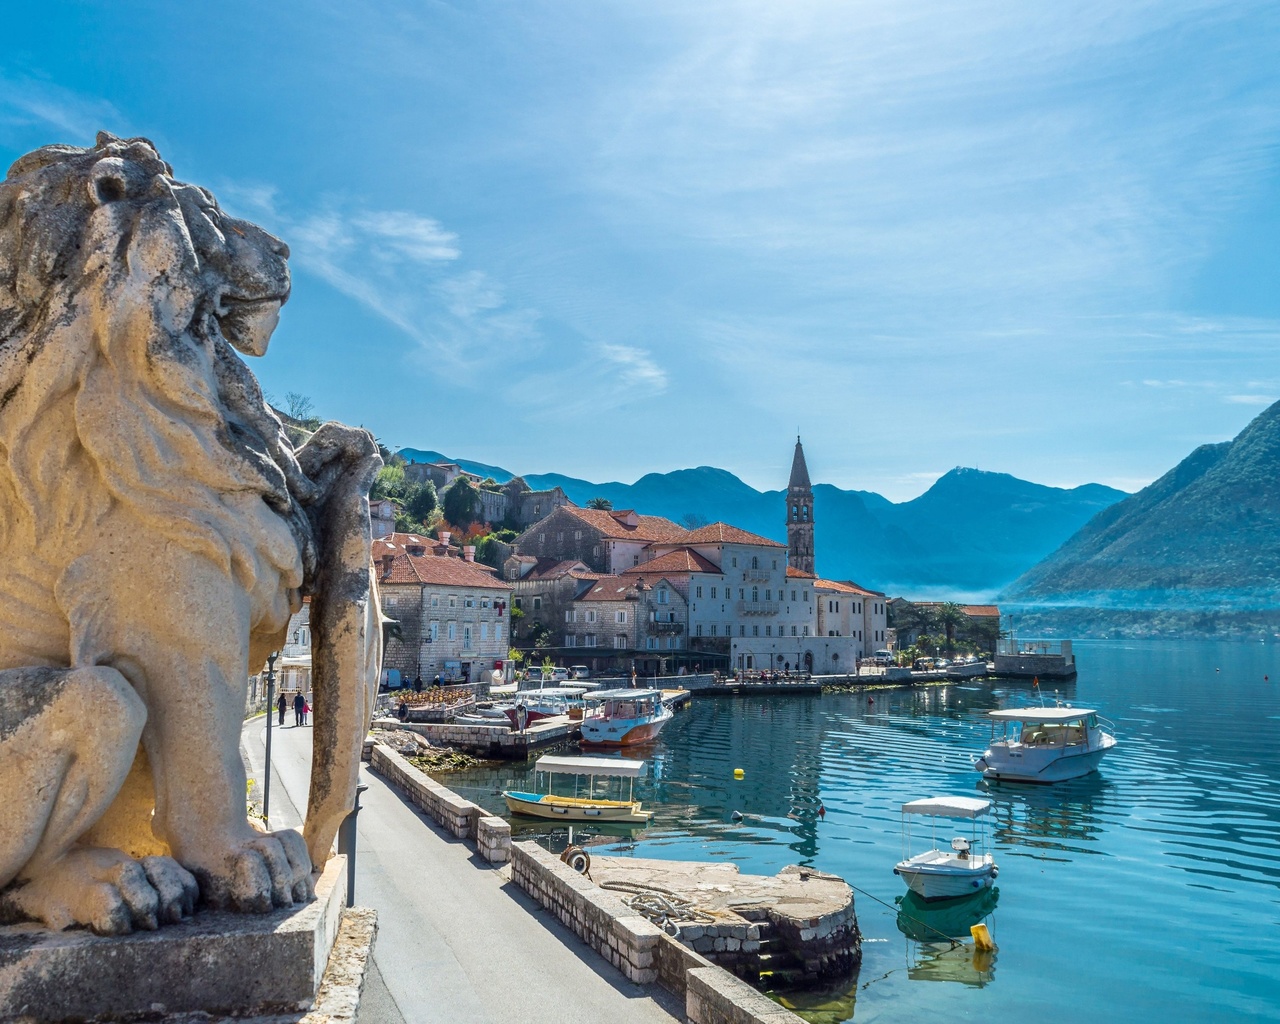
left=812, top=579, right=888, bottom=673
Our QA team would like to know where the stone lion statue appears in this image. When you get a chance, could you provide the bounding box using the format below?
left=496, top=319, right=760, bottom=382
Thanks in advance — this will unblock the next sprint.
left=0, top=133, right=383, bottom=934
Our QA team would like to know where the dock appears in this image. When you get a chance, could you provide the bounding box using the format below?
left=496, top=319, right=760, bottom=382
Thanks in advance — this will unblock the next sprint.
left=587, top=855, right=859, bottom=985
left=373, top=715, right=575, bottom=760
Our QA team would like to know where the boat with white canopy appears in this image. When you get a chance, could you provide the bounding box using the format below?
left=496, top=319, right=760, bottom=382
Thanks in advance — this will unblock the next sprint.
left=894, top=796, right=998, bottom=901
left=974, top=705, right=1116, bottom=783
left=502, top=755, right=653, bottom=824
left=579, top=689, right=673, bottom=747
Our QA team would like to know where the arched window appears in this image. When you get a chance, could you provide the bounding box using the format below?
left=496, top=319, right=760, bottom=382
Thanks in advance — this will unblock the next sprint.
left=751, top=556, right=759, bottom=569
left=792, top=504, right=798, bottom=520
left=802, top=505, right=809, bottom=521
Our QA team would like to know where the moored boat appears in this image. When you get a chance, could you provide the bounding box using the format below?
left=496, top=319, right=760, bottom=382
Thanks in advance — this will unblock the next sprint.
left=974, top=704, right=1116, bottom=783
left=579, top=689, right=673, bottom=747
left=502, top=754, right=652, bottom=824
left=504, top=687, right=588, bottom=728
left=894, top=796, right=998, bottom=902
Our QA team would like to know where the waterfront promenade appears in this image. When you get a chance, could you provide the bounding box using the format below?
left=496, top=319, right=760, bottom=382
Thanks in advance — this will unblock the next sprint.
left=241, top=719, right=682, bottom=1024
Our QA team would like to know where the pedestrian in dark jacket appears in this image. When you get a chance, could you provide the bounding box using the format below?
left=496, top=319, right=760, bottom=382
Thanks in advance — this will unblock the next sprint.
left=293, top=691, right=305, bottom=727
left=277, top=692, right=287, bottom=726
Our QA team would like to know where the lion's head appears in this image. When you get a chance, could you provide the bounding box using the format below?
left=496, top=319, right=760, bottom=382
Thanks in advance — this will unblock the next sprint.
left=0, top=133, right=312, bottom=590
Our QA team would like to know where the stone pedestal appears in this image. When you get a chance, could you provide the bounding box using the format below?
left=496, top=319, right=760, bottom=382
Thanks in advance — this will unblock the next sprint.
left=0, top=857, right=349, bottom=1021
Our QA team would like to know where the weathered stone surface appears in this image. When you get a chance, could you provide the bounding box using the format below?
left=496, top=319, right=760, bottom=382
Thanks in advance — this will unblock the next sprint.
left=0, top=133, right=381, bottom=935
left=0, top=857, right=349, bottom=1021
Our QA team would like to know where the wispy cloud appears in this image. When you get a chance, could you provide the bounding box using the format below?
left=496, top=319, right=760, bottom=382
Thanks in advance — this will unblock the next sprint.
left=0, top=73, right=127, bottom=143
left=1225, top=394, right=1276, bottom=405
left=598, top=343, right=668, bottom=390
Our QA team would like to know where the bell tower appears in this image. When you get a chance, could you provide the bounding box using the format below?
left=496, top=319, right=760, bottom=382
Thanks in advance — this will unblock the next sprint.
left=787, top=436, right=815, bottom=575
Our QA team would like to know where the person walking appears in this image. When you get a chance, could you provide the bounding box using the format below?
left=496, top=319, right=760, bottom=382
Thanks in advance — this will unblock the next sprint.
left=301, top=698, right=311, bottom=726
left=276, top=691, right=287, bottom=727
left=293, top=690, right=305, bottom=727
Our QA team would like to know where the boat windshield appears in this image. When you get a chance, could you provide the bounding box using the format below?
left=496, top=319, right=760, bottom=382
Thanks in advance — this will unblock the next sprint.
left=1018, top=719, right=1086, bottom=746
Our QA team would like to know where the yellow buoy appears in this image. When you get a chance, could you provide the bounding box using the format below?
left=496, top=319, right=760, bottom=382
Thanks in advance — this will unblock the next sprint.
left=734, top=768, right=745, bottom=779
left=970, top=923, right=996, bottom=951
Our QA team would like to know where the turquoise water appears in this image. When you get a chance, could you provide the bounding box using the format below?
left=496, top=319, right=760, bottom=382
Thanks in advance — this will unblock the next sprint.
left=442, top=640, right=1280, bottom=1021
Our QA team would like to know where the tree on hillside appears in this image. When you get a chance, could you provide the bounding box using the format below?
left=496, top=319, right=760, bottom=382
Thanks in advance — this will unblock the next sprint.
left=442, top=476, right=481, bottom=529
left=285, top=391, right=315, bottom=422
left=503, top=475, right=530, bottom=498
left=405, top=481, right=438, bottom=524
left=680, top=512, right=709, bottom=529
left=936, top=602, right=967, bottom=651
left=370, top=463, right=405, bottom=502
left=587, top=497, right=613, bottom=510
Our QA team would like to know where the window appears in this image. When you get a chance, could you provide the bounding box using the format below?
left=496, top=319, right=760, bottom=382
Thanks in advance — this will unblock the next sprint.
left=565, top=610, right=575, bottom=623
left=481, top=597, right=490, bottom=609
left=584, top=634, right=596, bottom=647
left=791, top=625, right=797, bottom=636
left=710, top=587, right=717, bottom=598
left=765, top=625, right=772, bottom=637
left=732, top=557, right=738, bottom=568
left=802, top=625, right=810, bottom=636
left=464, top=597, right=475, bottom=608
left=668, top=637, right=678, bottom=649
left=533, top=597, right=542, bottom=610
left=565, top=634, right=576, bottom=647
left=752, top=586, right=758, bottom=602
left=495, top=622, right=502, bottom=640
left=765, top=589, right=771, bottom=601
left=431, top=595, right=440, bottom=608
left=429, top=621, right=439, bottom=642
left=658, top=588, right=669, bottom=604
left=752, top=625, right=759, bottom=637
left=513, top=597, right=522, bottom=609
left=791, top=590, right=796, bottom=601
left=534, top=504, right=541, bottom=515
left=696, top=586, right=703, bottom=599
left=616, top=610, right=628, bottom=624
left=772, top=560, right=777, bottom=570
left=449, top=596, right=457, bottom=608
left=696, top=624, right=704, bottom=637
left=751, top=556, right=758, bottom=569
left=738, top=588, right=745, bottom=600
left=633, top=555, right=639, bottom=566
left=593, top=545, right=600, bottom=557
left=587, top=610, right=597, bottom=623
left=647, top=638, right=656, bottom=650
left=447, top=622, right=456, bottom=641
left=480, top=622, right=488, bottom=640
left=574, top=530, right=582, bottom=540
left=539, top=533, right=545, bottom=542
left=740, top=625, right=746, bottom=636
left=614, top=635, right=627, bottom=649
left=710, top=625, right=718, bottom=637
left=803, top=590, right=809, bottom=602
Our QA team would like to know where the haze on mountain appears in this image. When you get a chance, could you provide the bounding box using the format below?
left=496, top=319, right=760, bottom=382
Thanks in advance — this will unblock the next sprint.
left=1006, top=399, right=1280, bottom=612
left=402, top=448, right=1124, bottom=597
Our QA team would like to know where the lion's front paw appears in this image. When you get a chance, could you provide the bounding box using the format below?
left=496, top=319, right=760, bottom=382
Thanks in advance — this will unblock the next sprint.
left=1, top=847, right=198, bottom=936
left=190, top=829, right=314, bottom=913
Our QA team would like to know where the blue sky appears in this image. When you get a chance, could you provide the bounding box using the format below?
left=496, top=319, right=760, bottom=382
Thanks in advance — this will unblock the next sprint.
left=4, top=2, right=1280, bottom=500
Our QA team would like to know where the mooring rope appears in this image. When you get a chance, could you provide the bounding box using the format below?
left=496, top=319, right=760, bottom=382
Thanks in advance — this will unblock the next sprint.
left=846, top=882, right=966, bottom=950
left=599, top=880, right=717, bottom=931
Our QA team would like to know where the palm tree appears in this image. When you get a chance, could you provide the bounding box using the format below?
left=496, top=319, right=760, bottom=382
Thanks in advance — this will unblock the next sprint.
left=586, top=497, right=613, bottom=510
left=936, top=602, right=967, bottom=652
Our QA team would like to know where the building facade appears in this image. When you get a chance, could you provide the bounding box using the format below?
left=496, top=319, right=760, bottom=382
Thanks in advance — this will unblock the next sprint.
left=564, top=575, right=689, bottom=676
left=512, top=506, right=688, bottom=575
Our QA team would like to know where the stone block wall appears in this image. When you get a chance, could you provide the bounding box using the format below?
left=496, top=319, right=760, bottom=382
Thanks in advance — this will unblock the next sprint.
left=686, top=966, right=805, bottom=1024
left=509, top=842, right=661, bottom=984
left=653, top=932, right=716, bottom=996
left=476, top=815, right=511, bottom=863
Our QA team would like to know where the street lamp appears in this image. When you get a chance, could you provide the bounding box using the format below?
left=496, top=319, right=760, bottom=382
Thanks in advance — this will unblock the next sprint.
left=263, top=651, right=279, bottom=822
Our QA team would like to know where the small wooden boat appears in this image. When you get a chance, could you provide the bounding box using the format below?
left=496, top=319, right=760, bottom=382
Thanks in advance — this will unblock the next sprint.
left=894, top=796, right=998, bottom=901
left=579, top=689, right=673, bottom=747
left=974, top=704, right=1116, bottom=783
left=503, top=755, right=652, bottom=824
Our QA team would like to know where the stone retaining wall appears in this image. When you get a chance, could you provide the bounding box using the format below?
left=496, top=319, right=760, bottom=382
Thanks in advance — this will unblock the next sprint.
left=509, top=842, right=805, bottom=1023
left=369, top=745, right=511, bottom=862
left=509, top=842, right=661, bottom=984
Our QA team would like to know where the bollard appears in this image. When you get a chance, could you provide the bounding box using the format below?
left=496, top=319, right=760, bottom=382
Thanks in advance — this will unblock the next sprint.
left=336, top=783, right=369, bottom=907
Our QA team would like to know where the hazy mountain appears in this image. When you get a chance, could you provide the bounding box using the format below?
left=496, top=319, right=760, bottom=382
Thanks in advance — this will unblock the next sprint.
left=1006, top=399, right=1280, bottom=612
left=399, top=448, right=1125, bottom=596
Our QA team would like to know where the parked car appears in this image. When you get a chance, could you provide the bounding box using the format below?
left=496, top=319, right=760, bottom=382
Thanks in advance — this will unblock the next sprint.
left=569, top=665, right=591, bottom=679
left=869, top=650, right=896, bottom=665
left=550, top=667, right=570, bottom=682
left=525, top=667, right=544, bottom=683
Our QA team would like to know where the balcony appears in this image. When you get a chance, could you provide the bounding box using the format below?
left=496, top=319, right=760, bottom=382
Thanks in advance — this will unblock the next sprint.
left=742, top=568, right=771, bottom=582
left=737, top=600, right=779, bottom=616
left=647, top=621, right=686, bottom=635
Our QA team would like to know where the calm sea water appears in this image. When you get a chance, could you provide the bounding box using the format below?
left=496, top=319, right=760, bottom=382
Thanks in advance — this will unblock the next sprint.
left=442, top=640, right=1280, bottom=1022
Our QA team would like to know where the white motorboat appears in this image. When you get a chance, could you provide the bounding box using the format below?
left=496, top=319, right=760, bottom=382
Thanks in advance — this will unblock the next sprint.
left=579, top=689, right=673, bottom=747
left=974, top=704, right=1116, bottom=783
left=894, top=796, right=998, bottom=902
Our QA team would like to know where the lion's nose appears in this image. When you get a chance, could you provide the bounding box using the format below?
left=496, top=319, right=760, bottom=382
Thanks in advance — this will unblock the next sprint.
left=269, top=234, right=290, bottom=260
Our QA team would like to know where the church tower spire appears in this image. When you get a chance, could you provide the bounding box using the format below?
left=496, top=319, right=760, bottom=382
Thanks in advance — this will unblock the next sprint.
left=787, top=436, right=815, bottom=575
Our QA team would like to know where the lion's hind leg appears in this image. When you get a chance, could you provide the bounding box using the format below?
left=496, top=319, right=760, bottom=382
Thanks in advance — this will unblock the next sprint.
left=0, top=665, right=197, bottom=934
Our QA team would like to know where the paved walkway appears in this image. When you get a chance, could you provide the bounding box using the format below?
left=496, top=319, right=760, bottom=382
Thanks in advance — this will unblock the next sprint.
left=241, top=718, right=682, bottom=1024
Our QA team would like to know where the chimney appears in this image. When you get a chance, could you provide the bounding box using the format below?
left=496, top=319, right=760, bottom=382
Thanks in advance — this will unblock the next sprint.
left=464, top=545, right=476, bottom=562
left=380, top=554, right=394, bottom=576
left=439, top=531, right=451, bottom=546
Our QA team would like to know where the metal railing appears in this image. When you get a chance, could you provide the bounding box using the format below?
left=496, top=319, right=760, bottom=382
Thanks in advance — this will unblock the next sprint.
left=736, top=600, right=779, bottom=616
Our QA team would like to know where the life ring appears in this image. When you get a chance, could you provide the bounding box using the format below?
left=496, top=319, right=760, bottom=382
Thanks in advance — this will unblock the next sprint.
left=561, top=845, right=591, bottom=875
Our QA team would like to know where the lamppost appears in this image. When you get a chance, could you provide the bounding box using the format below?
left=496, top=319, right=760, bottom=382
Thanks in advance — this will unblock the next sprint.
left=263, top=651, right=279, bottom=822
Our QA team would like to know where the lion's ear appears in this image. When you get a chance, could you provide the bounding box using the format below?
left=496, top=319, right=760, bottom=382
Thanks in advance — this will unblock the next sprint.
left=88, top=158, right=133, bottom=207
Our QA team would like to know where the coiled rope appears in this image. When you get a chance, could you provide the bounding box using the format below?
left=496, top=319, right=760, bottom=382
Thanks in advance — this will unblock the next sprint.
left=599, top=879, right=717, bottom=934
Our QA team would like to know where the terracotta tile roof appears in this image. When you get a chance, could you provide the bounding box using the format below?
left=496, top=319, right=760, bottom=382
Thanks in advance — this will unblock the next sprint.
left=680, top=522, right=784, bottom=548
left=909, top=602, right=1000, bottom=617
left=377, top=551, right=510, bottom=589
left=786, top=566, right=817, bottom=578
left=373, top=532, right=459, bottom=558
left=621, top=548, right=721, bottom=576
left=525, top=558, right=599, bottom=581
left=575, top=576, right=644, bottom=602
left=562, top=506, right=689, bottom=542
left=815, top=578, right=885, bottom=597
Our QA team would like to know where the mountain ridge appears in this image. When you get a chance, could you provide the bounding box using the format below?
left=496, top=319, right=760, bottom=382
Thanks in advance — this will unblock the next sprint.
left=399, top=448, right=1126, bottom=597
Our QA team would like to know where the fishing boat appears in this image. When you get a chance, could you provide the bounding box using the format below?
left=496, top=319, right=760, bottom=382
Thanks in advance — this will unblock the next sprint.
left=894, top=796, right=998, bottom=902
left=503, top=754, right=652, bottom=824
left=579, top=689, right=673, bottom=747
left=974, top=704, right=1116, bottom=783
left=504, top=687, right=588, bottom=728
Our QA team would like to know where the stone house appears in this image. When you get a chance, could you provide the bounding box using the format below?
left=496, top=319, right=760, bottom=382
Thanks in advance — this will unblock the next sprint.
left=813, top=579, right=888, bottom=673
left=512, top=506, right=688, bottom=574
left=370, top=497, right=400, bottom=539
left=502, top=557, right=602, bottom=648
left=374, top=533, right=511, bottom=685
left=563, top=575, right=688, bottom=676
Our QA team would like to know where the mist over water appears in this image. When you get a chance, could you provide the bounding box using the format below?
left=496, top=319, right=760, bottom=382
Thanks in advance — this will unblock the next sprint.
left=444, top=640, right=1280, bottom=1021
